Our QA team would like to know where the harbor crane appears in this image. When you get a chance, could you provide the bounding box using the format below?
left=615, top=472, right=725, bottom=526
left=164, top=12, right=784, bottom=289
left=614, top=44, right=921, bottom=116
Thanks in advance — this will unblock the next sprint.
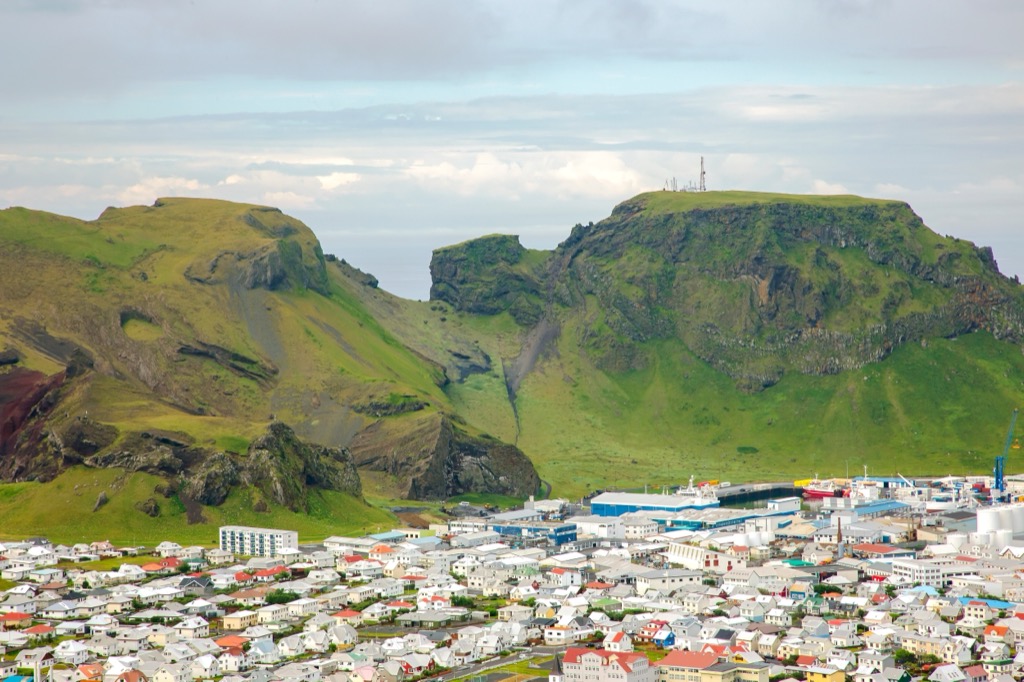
left=994, top=408, right=1019, bottom=501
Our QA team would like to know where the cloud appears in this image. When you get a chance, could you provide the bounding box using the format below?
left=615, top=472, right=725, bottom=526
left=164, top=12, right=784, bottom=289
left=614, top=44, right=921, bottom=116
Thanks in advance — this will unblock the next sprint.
left=811, top=179, right=850, bottom=195
left=405, top=151, right=645, bottom=200
left=117, top=176, right=206, bottom=205
left=316, top=172, right=362, bottom=191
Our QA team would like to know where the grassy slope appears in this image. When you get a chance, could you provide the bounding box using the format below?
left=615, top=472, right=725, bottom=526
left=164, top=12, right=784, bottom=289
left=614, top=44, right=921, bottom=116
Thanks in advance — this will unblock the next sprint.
left=0, top=467, right=394, bottom=546
left=441, top=192, right=1024, bottom=498
left=633, top=190, right=905, bottom=212
left=472, top=328, right=1023, bottom=499
left=0, top=199, right=442, bottom=538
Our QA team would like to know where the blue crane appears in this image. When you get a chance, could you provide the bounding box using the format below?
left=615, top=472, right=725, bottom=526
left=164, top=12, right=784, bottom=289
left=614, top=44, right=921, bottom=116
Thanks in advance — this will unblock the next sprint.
left=994, top=408, right=1019, bottom=499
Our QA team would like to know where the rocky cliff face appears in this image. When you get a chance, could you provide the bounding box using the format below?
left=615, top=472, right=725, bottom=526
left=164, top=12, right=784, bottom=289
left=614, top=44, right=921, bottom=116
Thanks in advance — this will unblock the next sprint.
left=347, top=412, right=539, bottom=500
left=431, top=194, right=1024, bottom=390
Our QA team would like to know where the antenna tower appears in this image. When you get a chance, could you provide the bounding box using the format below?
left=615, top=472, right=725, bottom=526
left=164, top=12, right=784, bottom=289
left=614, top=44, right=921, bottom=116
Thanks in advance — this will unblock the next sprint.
left=699, top=156, right=706, bottom=192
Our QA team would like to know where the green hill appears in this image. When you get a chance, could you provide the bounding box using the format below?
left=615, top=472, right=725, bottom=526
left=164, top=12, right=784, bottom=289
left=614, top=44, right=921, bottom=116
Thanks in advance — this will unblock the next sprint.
left=416, top=191, right=1024, bottom=497
left=0, top=198, right=539, bottom=541
left=2, top=190, right=1023, bottom=535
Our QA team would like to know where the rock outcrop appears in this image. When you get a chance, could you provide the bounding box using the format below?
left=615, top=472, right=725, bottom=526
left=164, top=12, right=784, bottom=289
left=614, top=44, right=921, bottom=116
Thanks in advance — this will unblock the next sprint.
left=239, top=422, right=362, bottom=511
left=431, top=195, right=1024, bottom=391
left=348, top=412, right=540, bottom=500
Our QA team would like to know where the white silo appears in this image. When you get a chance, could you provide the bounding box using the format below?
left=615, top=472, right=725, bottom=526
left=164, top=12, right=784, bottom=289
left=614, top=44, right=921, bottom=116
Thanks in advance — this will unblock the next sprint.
left=995, top=528, right=1014, bottom=547
left=947, top=533, right=967, bottom=549
left=1013, top=505, right=1024, bottom=532
left=978, top=508, right=999, bottom=534
left=997, top=506, right=1014, bottom=532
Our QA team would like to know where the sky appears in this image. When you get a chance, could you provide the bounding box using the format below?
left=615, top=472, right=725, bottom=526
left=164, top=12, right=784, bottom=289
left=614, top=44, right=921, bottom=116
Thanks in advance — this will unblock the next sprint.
left=2, top=1, right=1023, bottom=299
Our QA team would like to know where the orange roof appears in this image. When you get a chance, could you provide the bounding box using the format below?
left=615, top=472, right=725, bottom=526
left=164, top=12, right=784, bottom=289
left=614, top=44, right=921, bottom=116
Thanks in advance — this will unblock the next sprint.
left=585, top=581, right=615, bottom=589
left=78, top=664, right=105, bottom=680
left=333, top=609, right=362, bottom=618
left=658, top=651, right=718, bottom=669
left=985, top=624, right=1008, bottom=635
left=371, top=544, right=394, bottom=553
left=0, top=612, right=31, bottom=621
left=387, top=600, right=414, bottom=608
left=215, top=634, right=250, bottom=648
left=141, top=562, right=165, bottom=572
left=25, top=624, right=54, bottom=635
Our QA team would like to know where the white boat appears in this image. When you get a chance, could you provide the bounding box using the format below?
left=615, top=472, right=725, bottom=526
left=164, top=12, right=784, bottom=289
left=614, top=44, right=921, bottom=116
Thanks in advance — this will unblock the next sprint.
left=674, top=475, right=720, bottom=508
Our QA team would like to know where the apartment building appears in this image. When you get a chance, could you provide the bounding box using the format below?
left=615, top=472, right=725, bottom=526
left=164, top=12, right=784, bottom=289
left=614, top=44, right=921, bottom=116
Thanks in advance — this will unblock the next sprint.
left=219, top=526, right=298, bottom=558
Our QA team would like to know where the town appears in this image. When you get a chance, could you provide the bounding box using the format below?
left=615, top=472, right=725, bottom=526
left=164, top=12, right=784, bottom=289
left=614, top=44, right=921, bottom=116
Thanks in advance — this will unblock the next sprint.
left=2, top=477, right=1024, bottom=682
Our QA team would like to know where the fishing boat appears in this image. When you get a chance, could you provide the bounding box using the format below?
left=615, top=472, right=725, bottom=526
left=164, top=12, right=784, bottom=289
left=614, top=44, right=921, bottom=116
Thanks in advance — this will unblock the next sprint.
left=674, top=475, right=720, bottom=508
left=799, top=474, right=845, bottom=499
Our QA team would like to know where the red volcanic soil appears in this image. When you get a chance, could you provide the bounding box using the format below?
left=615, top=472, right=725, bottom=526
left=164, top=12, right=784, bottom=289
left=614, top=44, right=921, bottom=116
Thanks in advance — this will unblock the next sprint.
left=0, top=367, right=64, bottom=456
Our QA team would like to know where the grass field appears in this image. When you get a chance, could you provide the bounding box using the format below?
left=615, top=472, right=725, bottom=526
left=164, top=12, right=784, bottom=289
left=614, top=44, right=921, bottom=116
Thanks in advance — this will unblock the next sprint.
left=0, top=467, right=395, bottom=546
left=449, top=325, right=1024, bottom=498
left=632, top=189, right=904, bottom=214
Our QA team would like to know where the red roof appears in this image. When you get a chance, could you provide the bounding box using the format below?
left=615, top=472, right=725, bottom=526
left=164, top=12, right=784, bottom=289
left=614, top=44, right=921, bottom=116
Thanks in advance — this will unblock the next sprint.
left=985, top=625, right=1008, bottom=635
left=254, top=566, right=287, bottom=577
left=333, top=609, right=362, bottom=618
left=25, top=624, right=54, bottom=635
left=387, top=600, right=414, bottom=608
left=563, top=648, right=649, bottom=673
left=235, top=572, right=253, bottom=581
left=851, top=543, right=899, bottom=554
left=795, top=655, right=818, bottom=667
left=0, top=612, right=31, bottom=621
left=657, top=651, right=718, bottom=670
left=585, top=581, right=615, bottom=589
left=609, top=631, right=625, bottom=642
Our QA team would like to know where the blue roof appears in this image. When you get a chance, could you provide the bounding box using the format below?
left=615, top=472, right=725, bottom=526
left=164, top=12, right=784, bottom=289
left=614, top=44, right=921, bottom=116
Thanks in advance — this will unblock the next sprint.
left=855, top=500, right=909, bottom=513
left=908, top=585, right=939, bottom=595
left=959, top=596, right=1014, bottom=609
left=368, top=531, right=406, bottom=542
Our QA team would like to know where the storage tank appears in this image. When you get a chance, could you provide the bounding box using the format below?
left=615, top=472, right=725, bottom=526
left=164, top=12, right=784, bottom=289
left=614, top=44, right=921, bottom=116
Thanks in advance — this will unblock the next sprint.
left=972, top=531, right=992, bottom=546
left=1013, top=505, right=1024, bottom=532
left=997, top=507, right=1014, bottom=532
left=977, top=508, right=999, bottom=535
left=947, top=533, right=967, bottom=549
left=995, top=528, right=1013, bottom=547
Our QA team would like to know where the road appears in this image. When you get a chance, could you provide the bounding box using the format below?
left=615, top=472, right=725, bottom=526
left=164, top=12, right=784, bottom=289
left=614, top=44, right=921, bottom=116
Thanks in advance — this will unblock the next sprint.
left=436, top=649, right=557, bottom=682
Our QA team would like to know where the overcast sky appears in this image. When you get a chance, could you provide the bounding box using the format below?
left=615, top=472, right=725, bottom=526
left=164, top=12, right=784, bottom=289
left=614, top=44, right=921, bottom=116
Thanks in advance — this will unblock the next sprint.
left=2, top=0, right=1022, bottom=299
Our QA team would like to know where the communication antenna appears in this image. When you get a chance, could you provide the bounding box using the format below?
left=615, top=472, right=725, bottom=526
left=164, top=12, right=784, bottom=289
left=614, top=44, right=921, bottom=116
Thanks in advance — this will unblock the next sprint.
left=672, top=177, right=678, bottom=192
left=699, top=156, right=706, bottom=192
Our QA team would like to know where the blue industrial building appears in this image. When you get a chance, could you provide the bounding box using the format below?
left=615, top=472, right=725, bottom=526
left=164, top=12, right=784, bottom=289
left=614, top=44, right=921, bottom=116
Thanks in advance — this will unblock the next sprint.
left=489, top=520, right=578, bottom=546
left=589, top=491, right=720, bottom=517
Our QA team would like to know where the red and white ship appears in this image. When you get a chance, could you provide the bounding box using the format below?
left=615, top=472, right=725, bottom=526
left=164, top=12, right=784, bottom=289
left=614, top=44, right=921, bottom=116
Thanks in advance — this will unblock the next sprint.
left=800, top=475, right=845, bottom=499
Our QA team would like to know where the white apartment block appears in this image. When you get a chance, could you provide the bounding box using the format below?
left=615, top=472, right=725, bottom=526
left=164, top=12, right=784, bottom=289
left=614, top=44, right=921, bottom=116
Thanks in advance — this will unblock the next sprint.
left=219, top=526, right=298, bottom=558
left=891, top=557, right=976, bottom=588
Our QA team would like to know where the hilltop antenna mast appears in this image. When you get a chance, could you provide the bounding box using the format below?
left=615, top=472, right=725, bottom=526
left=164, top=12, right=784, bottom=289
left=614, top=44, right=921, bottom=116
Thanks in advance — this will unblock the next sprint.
left=699, top=156, right=706, bottom=192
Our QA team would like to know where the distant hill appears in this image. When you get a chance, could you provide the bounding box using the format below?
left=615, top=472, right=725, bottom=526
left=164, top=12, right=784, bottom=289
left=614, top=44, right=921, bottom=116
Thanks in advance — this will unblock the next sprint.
left=1, top=190, right=1023, bottom=540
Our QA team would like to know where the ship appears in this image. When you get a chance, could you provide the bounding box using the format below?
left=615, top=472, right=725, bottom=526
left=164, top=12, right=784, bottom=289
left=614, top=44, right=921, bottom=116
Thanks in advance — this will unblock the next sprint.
left=797, top=474, right=845, bottom=499
left=674, top=475, right=720, bottom=508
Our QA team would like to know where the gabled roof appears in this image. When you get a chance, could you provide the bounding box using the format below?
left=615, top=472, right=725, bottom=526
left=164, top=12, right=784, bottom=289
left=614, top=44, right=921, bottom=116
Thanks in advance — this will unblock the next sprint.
left=563, top=648, right=649, bottom=673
